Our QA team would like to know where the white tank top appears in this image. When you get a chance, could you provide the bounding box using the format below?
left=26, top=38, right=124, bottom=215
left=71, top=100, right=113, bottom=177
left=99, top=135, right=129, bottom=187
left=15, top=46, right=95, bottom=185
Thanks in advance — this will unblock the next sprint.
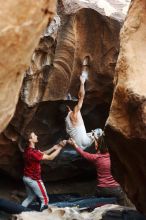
left=65, top=112, right=93, bottom=148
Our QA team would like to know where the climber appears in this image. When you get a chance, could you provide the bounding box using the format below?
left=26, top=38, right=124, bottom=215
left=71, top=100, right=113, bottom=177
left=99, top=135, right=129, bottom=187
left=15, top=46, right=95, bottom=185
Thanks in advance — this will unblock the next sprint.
left=65, top=56, right=103, bottom=149
left=22, top=132, right=67, bottom=211
left=68, top=135, right=125, bottom=205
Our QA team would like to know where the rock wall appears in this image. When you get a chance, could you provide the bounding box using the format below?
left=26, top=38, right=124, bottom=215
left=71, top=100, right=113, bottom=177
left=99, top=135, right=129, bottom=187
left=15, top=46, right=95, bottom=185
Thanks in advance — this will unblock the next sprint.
left=22, top=8, right=120, bottom=104
left=1, top=0, right=146, bottom=215
left=0, top=0, right=56, bottom=133
left=0, top=5, right=121, bottom=180
left=62, top=0, right=130, bottom=21
left=105, top=0, right=146, bottom=214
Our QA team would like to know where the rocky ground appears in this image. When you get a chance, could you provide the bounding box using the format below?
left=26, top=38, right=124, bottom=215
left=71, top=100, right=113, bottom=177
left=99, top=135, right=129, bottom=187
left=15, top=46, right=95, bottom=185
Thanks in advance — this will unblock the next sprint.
left=11, top=205, right=146, bottom=220
left=0, top=174, right=144, bottom=220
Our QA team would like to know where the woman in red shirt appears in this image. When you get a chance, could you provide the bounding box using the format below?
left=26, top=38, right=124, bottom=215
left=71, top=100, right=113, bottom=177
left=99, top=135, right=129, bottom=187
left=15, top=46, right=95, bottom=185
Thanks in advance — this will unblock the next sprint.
left=68, top=136, right=125, bottom=205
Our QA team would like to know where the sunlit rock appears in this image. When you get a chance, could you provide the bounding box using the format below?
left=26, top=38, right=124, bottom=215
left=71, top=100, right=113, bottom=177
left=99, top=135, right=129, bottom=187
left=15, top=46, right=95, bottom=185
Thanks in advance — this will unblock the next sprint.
left=105, top=0, right=146, bottom=214
left=0, top=0, right=56, bottom=133
left=62, top=0, right=131, bottom=21
left=13, top=204, right=145, bottom=220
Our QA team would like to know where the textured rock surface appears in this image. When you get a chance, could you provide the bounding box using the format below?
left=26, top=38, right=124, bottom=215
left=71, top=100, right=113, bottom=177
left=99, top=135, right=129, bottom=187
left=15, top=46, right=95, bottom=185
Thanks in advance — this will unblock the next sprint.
left=22, top=7, right=121, bottom=105
left=0, top=0, right=56, bottom=133
left=0, top=5, right=121, bottom=180
left=1, top=0, right=146, bottom=215
left=105, top=0, right=146, bottom=215
left=62, top=0, right=131, bottom=21
left=13, top=205, right=145, bottom=220
left=21, top=15, right=60, bottom=106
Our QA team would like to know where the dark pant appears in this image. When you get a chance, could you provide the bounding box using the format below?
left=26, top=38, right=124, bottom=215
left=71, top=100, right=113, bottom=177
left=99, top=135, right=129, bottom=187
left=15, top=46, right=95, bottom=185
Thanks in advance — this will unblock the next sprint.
left=96, top=186, right=125, bottom=205
left=0, top=198, right=31, bottom=214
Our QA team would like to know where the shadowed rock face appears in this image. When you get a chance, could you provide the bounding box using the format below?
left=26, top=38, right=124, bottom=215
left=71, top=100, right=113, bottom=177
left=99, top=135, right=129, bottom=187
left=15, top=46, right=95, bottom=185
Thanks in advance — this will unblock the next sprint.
left=105, top=0, right=146, bottom=214
left=0, top=0, right=57, bottom=133
left=0, top=7, right=121, bottom=180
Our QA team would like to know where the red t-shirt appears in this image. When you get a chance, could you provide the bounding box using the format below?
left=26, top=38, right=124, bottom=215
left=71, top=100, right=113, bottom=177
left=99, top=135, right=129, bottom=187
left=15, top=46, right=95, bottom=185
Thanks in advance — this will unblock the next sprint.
left=76, top=147, right=119, bottom=188
left=23, top=147, right=43, bottom=180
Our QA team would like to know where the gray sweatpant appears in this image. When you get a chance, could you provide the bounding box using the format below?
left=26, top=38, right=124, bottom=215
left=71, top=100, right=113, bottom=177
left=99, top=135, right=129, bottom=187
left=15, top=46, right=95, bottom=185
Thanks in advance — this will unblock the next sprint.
left=22, top=176, right=49, bottom=209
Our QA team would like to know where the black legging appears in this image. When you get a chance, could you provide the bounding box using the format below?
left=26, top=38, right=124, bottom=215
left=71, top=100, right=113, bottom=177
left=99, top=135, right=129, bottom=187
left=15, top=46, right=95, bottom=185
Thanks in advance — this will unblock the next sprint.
left=96, top=186, right=125, bottom=205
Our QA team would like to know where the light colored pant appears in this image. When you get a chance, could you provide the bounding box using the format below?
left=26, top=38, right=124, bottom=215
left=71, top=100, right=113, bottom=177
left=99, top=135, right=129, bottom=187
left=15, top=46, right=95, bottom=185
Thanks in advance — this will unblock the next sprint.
left=22, top=176, right=49, bottom=209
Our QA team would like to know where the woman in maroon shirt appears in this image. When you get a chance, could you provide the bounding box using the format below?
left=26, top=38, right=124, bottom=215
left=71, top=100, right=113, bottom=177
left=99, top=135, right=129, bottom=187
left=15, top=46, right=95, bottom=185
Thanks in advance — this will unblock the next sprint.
left=68, top=136, right=125, bottom=205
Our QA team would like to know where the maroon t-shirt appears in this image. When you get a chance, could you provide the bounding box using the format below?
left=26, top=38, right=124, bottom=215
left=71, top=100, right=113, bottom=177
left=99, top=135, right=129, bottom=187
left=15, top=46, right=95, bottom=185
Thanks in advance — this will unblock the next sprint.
left=23, top=147, right=43, bottom=180
left=76, top=147, right=119, bottom=188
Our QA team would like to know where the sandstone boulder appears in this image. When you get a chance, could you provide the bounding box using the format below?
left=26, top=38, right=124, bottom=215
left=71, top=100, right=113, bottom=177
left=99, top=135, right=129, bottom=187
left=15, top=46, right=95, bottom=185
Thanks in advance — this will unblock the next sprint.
left=62, top=0, right=130, bottom=21
left=0, top=0, right=56, bottom=133
left=105, top=0, right=146, bottom=214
